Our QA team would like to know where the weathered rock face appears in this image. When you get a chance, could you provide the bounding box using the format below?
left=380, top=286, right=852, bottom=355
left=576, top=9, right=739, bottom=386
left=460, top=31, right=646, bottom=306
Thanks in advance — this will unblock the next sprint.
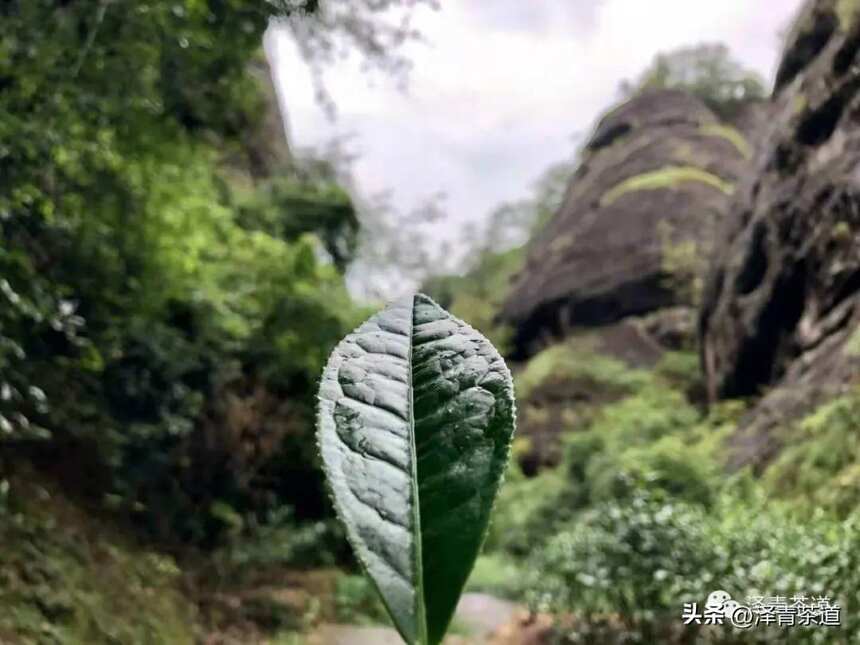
left=699, top=0, right=860, bottom=468
left=244, top=52, right=293, bottom=180
left=501, top=89, right=753, bottom=359
left=221, top=52, right=293, bottom=183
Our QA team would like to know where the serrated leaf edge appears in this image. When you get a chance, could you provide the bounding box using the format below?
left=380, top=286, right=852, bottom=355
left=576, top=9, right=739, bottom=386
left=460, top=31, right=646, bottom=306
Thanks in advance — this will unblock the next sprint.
left=315, top=293, right=517, bottom=645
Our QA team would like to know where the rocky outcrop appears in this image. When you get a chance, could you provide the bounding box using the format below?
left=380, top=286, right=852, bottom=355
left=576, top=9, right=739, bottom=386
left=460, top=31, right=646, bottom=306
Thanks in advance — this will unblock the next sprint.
left=501, top=89, right=753, bottom=359
left=221, top=51, right=293, bottom=183
left=244, top=52, right=293, bottom=180
left=699, top=0, right=860, bottom=469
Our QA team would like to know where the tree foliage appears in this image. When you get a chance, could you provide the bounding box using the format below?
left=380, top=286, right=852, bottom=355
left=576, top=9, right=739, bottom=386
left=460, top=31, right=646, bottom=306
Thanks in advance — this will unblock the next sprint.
left=620, top=43, right=767, bottom=119
left=0, top=0, right=424, bottom=544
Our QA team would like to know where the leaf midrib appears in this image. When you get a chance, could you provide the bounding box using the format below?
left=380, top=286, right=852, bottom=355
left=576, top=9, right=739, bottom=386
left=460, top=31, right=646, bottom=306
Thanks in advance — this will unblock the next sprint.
left=407, top=295, right=428, bottom=645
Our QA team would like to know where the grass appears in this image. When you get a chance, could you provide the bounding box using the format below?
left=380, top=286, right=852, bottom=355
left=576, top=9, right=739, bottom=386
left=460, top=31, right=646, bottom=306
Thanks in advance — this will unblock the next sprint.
left=600, top=165, right=734, bottom=206
left=0, top=462, right=341, bottom=644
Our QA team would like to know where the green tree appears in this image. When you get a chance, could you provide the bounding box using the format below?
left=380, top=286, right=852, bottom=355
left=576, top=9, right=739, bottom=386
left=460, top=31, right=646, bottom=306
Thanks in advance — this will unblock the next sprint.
left=0, top=0, right=430, bottom=543
left=620, top=43, right=767, bottom=119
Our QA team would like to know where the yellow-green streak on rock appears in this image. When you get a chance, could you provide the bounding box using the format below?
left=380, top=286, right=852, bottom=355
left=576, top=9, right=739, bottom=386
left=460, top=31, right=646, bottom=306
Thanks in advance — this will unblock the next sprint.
left=700, top=123, right=752, bottom=159
left=837, top=0, right=860, bottom=30
left=600, top=166, right=735, bottom=207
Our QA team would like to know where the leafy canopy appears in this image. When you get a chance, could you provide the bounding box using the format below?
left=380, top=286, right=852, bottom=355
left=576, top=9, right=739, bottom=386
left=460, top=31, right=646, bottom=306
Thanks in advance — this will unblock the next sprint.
left=0, top=0, right=427, bottom=543
left=620, top=42, right=767, bottom=119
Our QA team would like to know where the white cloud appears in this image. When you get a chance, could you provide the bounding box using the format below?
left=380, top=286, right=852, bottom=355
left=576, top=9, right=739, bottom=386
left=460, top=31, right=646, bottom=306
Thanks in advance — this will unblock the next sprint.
left=269, top=0, right=804, bottom=251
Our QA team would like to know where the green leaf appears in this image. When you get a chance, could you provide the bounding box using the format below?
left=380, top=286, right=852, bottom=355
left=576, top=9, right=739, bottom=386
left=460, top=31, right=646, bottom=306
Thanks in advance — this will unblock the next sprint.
left=317, top=293, right=516, bottom=644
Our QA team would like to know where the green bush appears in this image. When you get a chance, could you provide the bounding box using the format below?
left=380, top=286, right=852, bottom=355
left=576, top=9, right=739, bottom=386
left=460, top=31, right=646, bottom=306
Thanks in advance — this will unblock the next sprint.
left=213, top=506, right=347, bottom=582
left=764, top=391, right=860, bottom=517
left=334, top=574, right=392, bottom=626
left=472, top=316, right=860, bottom=645
left=490, top=375, right=721, bottom=559
left=587, top=383, right=700, bottom=446
left=525, top=492, right=718, bottom=643
left=0, top=1, right=371, bottom=545
left=515, top=341, right=652, bottom=402
left=560, top=382, right=714, bottom=507
left=654, top=350, right=704, bottom=392
left=484, top=464, right=569, bottom=556
left=0, top=472, right=199, bottom=644
left=585, top=434, right=719, bottom=508
left=524, top=490, right=860, bottom=644
left=465, top=553, right=525, bottom=599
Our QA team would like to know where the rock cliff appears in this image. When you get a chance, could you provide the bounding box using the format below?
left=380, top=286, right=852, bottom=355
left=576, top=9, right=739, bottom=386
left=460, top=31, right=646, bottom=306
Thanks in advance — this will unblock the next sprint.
left=699, top=0, right=860, bottom=468
left=501, top=89, right=753, bottom=359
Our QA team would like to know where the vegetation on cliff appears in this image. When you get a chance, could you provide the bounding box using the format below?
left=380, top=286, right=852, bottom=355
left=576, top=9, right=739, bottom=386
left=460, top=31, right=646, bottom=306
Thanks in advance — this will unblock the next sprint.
left=4, top=1, right=860, bottom=644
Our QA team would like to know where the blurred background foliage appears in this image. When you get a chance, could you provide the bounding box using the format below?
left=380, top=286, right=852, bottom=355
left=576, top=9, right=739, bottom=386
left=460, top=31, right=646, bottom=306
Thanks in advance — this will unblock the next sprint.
left=1, top=1, right=857, bottom=643
left=0, top=0, right=415, bottom=547
left=619, top=43, right=767, bottom=120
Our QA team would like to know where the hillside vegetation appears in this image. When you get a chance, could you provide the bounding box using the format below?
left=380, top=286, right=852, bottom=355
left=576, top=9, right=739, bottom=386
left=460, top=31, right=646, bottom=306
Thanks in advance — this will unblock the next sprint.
left=5, top=1, right=860, bottom=644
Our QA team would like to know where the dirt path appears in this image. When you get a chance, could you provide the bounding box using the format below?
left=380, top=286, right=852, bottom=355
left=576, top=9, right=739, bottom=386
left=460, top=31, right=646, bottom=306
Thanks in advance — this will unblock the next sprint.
left=309, top=592, right=521, bottom=644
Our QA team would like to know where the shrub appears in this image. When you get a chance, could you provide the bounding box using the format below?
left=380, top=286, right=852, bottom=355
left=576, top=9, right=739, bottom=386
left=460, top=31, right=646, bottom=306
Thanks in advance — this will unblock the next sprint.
left=585, top=434, right=719, bottom=508
left=213, top=506, right=346, bottom=583
left=525, top=490, right=860, bottom=644
left=334, top=575, right=392, bottom=626
left=490, top=377, right=722, bottom=558
left=465, top=553, right=525, bottom=600
left=484, top=464, right=569, bottom=556
left=587, top=383, right=700, bottom=446
left=525, top=492, right=718, bottom=643
left=0, top=471, right=199, bottom=644
left=654, top=350, right=702, bottom=389
left=763, top=391, right=860, bottom=517
left=515, top=341, right=652, bottom=402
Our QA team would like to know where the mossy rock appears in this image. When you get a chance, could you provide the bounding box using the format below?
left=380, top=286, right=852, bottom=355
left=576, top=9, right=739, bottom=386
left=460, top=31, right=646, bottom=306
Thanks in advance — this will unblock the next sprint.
left=837, top=0, right=860, bottom=29
left=700, top=0, right=860, bottom=471
left=501, top=89, right=752, bottom=358
left=600, top=165, right=734, bottom=206
left=699, top=123, right=752, bottom=158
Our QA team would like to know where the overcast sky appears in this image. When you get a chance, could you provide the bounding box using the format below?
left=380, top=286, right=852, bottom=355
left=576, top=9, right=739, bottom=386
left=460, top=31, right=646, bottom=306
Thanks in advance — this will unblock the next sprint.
left=268, top=1, right=805, bottom=249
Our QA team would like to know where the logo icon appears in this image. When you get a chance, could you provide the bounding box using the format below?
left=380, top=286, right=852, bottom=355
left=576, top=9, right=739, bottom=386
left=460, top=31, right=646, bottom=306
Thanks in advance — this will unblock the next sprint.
left=682, top=591, right=841, bottom=629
